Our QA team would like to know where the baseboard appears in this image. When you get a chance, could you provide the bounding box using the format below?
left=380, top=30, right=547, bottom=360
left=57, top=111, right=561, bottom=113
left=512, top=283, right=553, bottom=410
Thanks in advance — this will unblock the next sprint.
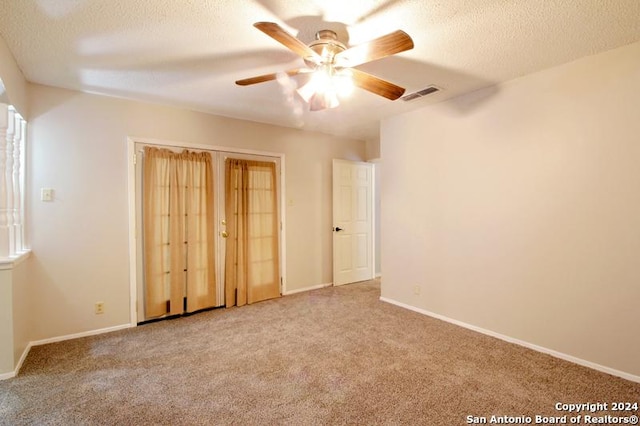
left=1, top=324, right=134, bottom=380
left=0, top=341, right=33, bottom=380
left=379, top=297, right=640, bottom=384
left=0, top=371, right=15, bottom=380
left=14, top=341, right=32, bottom=375
left=30, top=323, right=133, bottom=347
left=283, top=282, right=332, bottom=295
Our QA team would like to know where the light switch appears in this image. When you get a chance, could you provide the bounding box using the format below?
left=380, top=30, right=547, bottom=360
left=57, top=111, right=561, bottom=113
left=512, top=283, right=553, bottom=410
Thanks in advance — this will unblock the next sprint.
left=41, top=188, right=54, bottom=202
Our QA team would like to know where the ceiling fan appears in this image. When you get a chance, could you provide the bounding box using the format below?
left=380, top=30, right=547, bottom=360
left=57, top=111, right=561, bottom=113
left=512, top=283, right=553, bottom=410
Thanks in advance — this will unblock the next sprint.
left=235, top=22, right=414, bottom=111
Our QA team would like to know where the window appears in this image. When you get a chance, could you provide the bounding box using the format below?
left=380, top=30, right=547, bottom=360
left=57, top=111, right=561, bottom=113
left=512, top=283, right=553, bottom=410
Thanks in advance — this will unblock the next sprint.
left=0, top=103, right=27, bottom=260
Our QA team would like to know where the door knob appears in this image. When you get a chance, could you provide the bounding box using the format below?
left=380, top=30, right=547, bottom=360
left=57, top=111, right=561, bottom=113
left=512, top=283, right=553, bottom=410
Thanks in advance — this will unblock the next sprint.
left=333, top=227, right=343, bottom=232
left=221, top=231, right=229, bottom=238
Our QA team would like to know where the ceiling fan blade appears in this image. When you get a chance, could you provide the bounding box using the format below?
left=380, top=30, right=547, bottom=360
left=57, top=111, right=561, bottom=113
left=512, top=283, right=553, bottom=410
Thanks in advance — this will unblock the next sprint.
left=254, top=22, right=321, bottom=63
left=350, top=68, right=405, bottom=100
left=235, top=69, right=302, bottom=86
left=335, top=30, right=414, bottom=68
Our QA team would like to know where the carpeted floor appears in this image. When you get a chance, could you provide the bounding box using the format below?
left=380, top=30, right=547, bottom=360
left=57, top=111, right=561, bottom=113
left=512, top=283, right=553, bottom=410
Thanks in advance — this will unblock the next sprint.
left=0, top=280, right=638, bottom=425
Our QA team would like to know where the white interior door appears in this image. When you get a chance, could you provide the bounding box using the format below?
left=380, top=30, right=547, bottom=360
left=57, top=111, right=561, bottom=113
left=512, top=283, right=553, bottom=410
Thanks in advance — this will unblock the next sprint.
left=332, top=159, right=374, bottom=286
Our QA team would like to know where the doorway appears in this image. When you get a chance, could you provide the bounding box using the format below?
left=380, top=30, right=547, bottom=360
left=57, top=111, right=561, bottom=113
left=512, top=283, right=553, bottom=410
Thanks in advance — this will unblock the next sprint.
left=128, top=139, right=284, bottom=323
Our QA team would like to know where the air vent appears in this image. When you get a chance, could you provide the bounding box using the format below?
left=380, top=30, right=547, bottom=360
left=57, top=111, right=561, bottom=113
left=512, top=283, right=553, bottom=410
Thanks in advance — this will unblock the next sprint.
left=402, top=85, right=440, bottom=101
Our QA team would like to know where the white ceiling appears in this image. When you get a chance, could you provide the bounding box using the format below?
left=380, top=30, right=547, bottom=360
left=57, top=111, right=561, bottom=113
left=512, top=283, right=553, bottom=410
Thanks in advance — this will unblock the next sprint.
left=1, top=0, right=639, bottom=142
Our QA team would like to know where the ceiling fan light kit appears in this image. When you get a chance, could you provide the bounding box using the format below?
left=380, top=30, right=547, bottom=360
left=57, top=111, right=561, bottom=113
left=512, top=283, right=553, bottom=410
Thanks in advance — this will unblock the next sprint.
left=235, top=22, right=414, bottom=111
left=297, top=66, right=354, bottom=111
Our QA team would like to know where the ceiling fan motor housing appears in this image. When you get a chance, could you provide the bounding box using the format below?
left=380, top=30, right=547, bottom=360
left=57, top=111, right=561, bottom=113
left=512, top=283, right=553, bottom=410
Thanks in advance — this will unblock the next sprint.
left=305, top=30, right=346, bottom=67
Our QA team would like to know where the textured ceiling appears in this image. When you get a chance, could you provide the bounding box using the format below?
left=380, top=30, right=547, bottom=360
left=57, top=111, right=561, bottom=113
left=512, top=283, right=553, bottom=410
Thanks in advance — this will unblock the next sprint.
left=1, top=0, right=639, bottom=142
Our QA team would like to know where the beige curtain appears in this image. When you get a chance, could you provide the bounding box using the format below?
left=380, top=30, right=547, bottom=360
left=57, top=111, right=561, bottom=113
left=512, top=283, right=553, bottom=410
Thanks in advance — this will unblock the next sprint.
left=225, top=159, right=280, bottom=307
left=143, top=147, right=216, bottom=319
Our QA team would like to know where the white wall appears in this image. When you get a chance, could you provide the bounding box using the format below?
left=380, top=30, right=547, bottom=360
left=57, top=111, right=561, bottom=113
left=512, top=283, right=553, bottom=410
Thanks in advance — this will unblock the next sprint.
left=381, top=41, right=640, bottom=377
left=27, top=83, right=365, bottom=341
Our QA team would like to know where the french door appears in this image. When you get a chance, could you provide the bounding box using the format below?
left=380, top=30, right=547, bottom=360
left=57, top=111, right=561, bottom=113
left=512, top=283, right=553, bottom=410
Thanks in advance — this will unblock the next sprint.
left=134, top=143, right=282, bottom=322
left=222, top=155, right=282, bottom=307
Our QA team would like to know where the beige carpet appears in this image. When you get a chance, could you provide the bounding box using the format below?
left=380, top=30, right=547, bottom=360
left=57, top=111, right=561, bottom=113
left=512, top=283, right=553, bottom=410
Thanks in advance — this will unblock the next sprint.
left=1, top=280, right=638, bottom=425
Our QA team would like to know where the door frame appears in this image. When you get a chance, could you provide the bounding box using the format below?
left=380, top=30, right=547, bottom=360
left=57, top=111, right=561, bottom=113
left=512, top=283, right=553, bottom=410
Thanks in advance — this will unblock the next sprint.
left=126, top=137, right=286, bottom=325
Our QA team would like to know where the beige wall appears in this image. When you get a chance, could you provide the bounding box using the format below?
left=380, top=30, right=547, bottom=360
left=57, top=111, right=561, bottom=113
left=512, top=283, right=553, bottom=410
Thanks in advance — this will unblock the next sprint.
left=366, top=139, right=382, bottom=276
left=27, top=83, right=365, bottom=341
left=0, top=35, right=33, bottom=376
left=380, top=41, right=640, bottom=377
left=0, top=36, right=28, bottom=116
left=0, top=257, right=32, bottom=375
left=11, top=258, right=32, bottom=369
left=0, top=269, right=13, bottom=373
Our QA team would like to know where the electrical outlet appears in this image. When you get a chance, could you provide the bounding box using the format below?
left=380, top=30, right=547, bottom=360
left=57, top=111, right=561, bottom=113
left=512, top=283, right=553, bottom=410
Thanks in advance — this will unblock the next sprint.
left=413, top=285, right=421, bottom=295
left=95, top=302, right=105, bottom=314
